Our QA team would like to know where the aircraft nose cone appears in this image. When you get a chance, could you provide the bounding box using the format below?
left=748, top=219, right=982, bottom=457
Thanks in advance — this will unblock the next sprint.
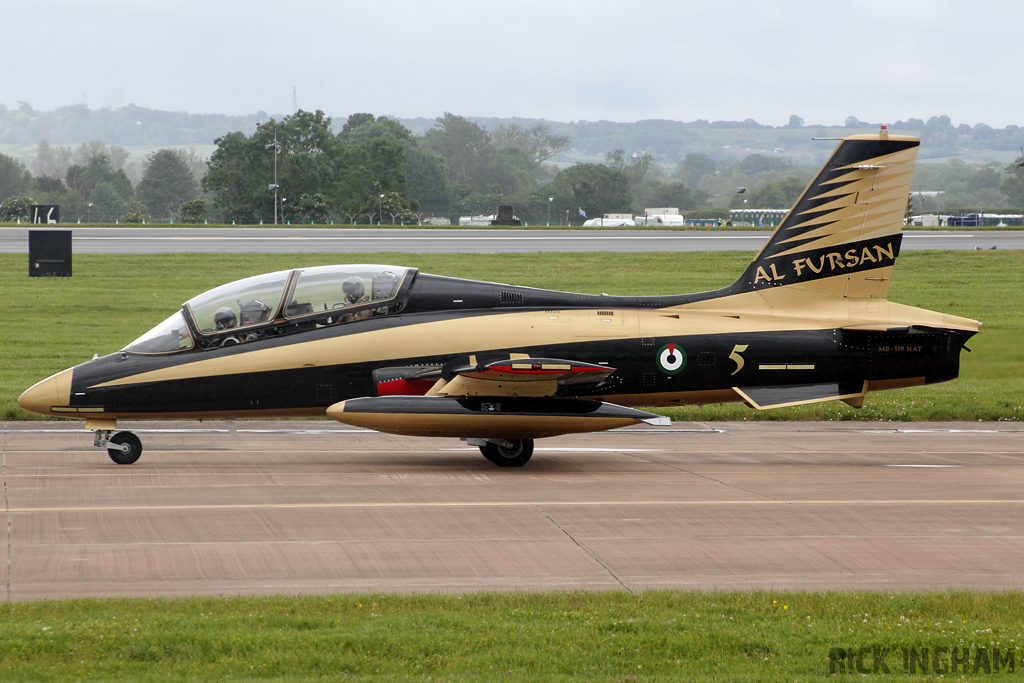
left=18, top=369, right=73, bottom=416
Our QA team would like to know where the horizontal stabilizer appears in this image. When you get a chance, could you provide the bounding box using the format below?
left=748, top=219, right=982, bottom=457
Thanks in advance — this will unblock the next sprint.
left=734, top=381, right=867, bottom=410
left=326, top=395, right=666, bottom=439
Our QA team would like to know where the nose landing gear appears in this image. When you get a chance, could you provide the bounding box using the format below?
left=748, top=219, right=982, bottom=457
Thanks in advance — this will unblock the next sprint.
left=94, top=429, right=143, bottom=465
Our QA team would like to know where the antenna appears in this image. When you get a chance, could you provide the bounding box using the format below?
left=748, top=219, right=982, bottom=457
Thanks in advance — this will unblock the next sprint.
left=292, top=86, right=298, bottom=114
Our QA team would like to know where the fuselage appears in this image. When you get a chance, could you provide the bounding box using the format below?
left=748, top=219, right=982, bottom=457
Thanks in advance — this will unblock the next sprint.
left=20, top=267, right=976, bottom=422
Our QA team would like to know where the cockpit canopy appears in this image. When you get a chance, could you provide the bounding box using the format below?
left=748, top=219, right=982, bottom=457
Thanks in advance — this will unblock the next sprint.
left=124, top=265, right=415, bottom=354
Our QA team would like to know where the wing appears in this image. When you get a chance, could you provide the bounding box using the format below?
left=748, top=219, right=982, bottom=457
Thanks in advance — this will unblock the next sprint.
left=372, top=356, right=614, bottom=399
left=435, top=356, right=615, bottom=398
left=330, top=355, right=668, bottom=438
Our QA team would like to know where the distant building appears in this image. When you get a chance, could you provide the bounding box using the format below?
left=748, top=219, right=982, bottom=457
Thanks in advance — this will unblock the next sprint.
left=728, top=209, right=788, bottom=227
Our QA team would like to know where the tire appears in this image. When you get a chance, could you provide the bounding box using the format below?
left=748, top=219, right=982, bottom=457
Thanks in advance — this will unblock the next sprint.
left=107, top=431, right=143, bottom=465
left=480, top=439, right=534, bottom=467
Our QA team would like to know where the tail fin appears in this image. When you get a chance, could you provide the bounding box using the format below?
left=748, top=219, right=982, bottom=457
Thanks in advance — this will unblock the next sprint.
left=728, top=129, right=919, bottom=301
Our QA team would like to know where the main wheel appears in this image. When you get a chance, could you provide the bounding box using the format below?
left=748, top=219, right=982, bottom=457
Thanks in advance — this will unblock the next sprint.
left=107, top=431, right=143, bottom=465
left=480, top=438, right=534, bottom=467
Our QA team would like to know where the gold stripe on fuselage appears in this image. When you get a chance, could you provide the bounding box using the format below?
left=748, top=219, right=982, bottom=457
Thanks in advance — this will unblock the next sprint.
left=91, top=307, right=837, bottom=389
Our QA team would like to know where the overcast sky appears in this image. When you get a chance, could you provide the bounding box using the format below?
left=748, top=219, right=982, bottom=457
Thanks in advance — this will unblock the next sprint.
left=6, top=0, right=1022, bottom=128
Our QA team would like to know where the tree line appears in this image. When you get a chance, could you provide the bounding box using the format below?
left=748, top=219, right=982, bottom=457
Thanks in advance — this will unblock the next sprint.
left=2, top=110, right=1024, bottom=224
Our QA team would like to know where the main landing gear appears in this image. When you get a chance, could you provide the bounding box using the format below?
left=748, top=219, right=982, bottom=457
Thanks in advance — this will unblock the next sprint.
left=94, top=429, right=143, bottom=465
left=467, top=438, right=534, bottom=467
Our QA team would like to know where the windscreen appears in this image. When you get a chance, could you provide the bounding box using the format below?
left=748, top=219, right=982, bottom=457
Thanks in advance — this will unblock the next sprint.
left=123, top=310, right=194, bottom=354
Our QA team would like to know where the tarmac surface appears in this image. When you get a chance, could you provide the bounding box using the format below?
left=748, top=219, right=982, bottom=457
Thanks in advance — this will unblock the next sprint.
left=4, top=226, right=1024, bottom=254
left=2, top=420, right=1022, bottom=601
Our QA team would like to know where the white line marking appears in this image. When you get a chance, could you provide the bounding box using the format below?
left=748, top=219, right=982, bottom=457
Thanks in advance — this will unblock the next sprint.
left=74, top=235, right=768, bottom=242
left=440, top=448, right=667, bottom=453
left=883, top=464, right=961, bottom=468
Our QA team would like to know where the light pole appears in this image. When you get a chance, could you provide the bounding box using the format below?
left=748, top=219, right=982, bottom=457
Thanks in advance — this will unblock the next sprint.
left=379, top=194, right=384, bottom=226
left=265, top=130, right=280, bottom=225
left=547, top=197, right=552, bottom=226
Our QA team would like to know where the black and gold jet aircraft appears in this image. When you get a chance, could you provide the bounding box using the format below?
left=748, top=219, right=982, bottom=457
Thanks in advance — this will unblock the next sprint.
left=19, top=129, right=980, bottom=466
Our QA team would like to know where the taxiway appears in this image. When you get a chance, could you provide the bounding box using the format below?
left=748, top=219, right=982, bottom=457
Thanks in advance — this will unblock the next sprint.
left=3, top=227, right=1023, bottom=254
left=2, top=420, right=1021, bottom=601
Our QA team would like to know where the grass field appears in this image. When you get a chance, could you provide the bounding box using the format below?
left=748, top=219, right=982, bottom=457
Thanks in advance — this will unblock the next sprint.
left=3, top=250, right=1021, bottom=421
left=0, top=591, right=1020, bottom=680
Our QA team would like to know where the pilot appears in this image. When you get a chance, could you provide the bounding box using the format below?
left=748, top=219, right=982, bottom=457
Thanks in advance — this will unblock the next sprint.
left=213, top=306, right=248, bottom=346
left=341, top=276, right=372, bottom=322
left=214, top=307, right=237, bottom=330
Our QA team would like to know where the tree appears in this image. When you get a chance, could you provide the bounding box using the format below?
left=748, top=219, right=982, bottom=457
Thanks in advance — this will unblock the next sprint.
left=421, top=113, right=496, bottom=187
left=292, top=193, right=329, bottom=223
left=136, top=149, right=200, bottom=219
left=120, top=200, right=148, bottom=223
left=179, top=199, right=206, bottom=223
left=378, top=191, right=419, bottom=225
left=90, top=181, right=129, bottom=221
left=1001, top=155, right=1024, bottom=207
left=0, top=153, right=33, bottom=201
left=605, top=149, right=652, bottom=184
left=492, top=122, right=570, bottom=164
left=0, top=193, right=34, bottom=221
left=738, top=154, right=794, bottom=175
left=742, top=176, right=805, bottom=209
left=334, top=137, right=415, bottom=220
left=786, top=115, right=804, bottom=129
left=547, top=163, right=632, bottom=222
left=676, top=153, right=717, bottom=188
left=203, top=110, right=345, bottom=223
left=63, top=153, right=135, bottom=221
left=201, top=130, right=270, bottom=223
left=338, top=113, right=376, bottom=139
left=339, top=114, right=414, bottom=147
left=32, top=139, right=73, bottom=179
left=640, top=181, right=707, bottom=212
left=494, top=147, right=535, bottom=200
left=404, top=146, right=451, bottom=218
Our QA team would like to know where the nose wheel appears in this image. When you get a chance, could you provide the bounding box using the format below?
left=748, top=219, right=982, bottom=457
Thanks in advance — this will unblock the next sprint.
left=95, top=430, right=143, bottom=464
left=478, top=438, right=534, bottom=467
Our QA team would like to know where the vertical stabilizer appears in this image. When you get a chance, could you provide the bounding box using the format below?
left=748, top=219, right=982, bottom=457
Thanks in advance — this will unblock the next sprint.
left=728, top=130, right=919, bottom=301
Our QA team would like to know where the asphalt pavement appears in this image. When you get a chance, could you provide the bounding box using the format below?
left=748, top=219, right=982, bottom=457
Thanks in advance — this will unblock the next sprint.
left=4, top=421, right=1023, bottom=600
left=3, top=226, right=1023, bottom=254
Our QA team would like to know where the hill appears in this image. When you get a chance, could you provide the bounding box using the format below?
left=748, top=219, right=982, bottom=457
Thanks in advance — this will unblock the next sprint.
left=2, top=104, right=1022, bottom=171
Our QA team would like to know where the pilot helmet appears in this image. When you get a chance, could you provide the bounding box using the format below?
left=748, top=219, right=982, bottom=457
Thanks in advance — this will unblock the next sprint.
left=214, top=307, right=237, bottom=330
left=342, top=276, right=365, bottom=302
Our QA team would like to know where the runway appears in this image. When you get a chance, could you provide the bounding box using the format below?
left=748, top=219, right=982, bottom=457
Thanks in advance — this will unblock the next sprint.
left=3, top=420, right=1022, bottom=601
left=3, top=226, right=1023, bottom=254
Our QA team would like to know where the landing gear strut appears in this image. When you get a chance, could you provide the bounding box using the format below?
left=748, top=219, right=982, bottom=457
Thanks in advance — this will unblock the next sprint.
left=470, top=438, right=534, bottom=467
left=94, top=430, right=143, bottom=465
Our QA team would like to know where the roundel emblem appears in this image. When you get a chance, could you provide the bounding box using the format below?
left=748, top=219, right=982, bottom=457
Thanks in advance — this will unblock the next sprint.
left=656, top=343, right=686, bottom=375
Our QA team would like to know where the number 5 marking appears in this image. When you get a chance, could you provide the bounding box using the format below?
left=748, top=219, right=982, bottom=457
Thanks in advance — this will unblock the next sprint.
left=729, top=344, right=748, bottom=376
